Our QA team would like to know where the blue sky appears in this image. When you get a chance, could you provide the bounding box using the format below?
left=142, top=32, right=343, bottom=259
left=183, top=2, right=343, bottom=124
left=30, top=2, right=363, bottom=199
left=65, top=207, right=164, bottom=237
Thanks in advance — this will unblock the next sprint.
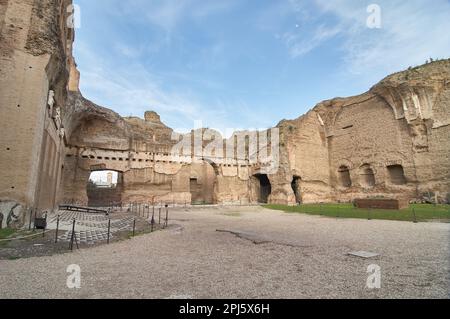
left=73, top=0, right=450, bottom=134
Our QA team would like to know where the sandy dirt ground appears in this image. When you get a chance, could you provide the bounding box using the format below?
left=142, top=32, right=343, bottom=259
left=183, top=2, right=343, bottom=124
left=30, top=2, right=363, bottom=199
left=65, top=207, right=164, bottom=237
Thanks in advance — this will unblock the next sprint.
left=0, top=206, right=449, bottom=299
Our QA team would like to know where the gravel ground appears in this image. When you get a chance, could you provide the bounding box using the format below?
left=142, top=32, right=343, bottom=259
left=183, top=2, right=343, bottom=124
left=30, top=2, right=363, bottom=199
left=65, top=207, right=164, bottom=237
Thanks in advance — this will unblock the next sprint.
left=0, top=206, right=449, bottom=299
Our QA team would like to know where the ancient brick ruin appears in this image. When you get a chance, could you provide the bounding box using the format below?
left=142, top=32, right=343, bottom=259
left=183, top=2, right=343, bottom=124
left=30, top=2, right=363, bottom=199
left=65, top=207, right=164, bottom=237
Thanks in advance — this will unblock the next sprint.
left=1, top=0, right=449, bottom=228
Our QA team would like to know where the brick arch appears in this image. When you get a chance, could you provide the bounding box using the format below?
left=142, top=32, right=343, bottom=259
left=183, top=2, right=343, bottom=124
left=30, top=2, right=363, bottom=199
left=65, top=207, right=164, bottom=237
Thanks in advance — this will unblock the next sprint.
left=87, top=169, right=124, bottom=207
left=331, top=94, right=399, bottom=131
left=359, top=163, right=376, bottom=188
left=337, top=159, right=355, bottom=171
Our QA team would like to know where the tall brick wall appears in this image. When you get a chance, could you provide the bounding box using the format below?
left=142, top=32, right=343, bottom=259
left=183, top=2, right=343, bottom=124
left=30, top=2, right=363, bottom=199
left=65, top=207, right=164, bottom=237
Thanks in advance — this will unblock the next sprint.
left=0, top=0, right=74, bottom=227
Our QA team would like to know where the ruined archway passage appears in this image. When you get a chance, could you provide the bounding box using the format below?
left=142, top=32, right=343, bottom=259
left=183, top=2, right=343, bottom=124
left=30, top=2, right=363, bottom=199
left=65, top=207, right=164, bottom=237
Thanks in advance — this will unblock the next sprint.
left=387, top=165, right=407, bottom=185
left=87, top=170, right=123, bottom=207
left=189, top=161, right=217, bottom=205
left=291, top=176, right=302, bottom=204
left=360, top=164, right=376, bottom=188
left=254, top=174, right=272, bottom=204
left=338, top=166, right=352, bottom=188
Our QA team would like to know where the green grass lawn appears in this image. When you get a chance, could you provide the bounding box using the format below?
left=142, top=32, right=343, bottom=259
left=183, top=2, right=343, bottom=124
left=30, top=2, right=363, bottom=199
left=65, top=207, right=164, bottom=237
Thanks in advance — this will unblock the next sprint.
left=0, top=228, right=17, bottom=240
left=264, top=203, right=450, bottom=222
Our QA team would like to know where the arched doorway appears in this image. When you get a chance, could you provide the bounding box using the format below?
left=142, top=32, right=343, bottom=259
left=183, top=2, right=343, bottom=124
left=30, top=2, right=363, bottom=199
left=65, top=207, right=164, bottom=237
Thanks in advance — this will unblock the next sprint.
left=359, top=164, right=375, bottom=188
left=291, top=176, right=302, bottom=204
left=338, top=166, right=352, bottom=188
left=387, top=165, right=406, bottom=185
left=189, top=160, right=218, bottom=205
left=87, top=170, right=123, bottom=207
left=253, top=174, right=272, bottom=204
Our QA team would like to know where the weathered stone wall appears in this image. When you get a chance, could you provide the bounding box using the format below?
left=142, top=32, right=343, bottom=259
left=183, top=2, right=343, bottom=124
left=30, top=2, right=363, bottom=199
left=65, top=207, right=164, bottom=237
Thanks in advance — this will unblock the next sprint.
left=317, top=60, right=450, bottom=204
left=60, top=139, right=254, bottom=206
left=60, top=87, right=260, bottom=205
left=61, top=60, right=450, bottom=207
left=324, top=94, right=416, bottom=202
left=277, top=110, right=331, bottom=204
left=373, top=63, right=450, bottom=202
left=0, top=0, right=73, bottom=227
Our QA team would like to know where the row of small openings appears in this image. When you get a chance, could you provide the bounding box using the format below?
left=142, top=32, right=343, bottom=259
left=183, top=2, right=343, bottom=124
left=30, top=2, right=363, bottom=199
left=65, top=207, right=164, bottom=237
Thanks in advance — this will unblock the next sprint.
left=338, top=164, right=407, bottom=188
left=69, top=148, right=264, bottom=163
left=76, top=147, right=267, bottom=160
left=66, top=147, right=173, bottom=157
left=66, top=154, right=257, bottom=167
left=220, top=164, right=251, bottom=168
left=67, top=154, right=185, bottom=164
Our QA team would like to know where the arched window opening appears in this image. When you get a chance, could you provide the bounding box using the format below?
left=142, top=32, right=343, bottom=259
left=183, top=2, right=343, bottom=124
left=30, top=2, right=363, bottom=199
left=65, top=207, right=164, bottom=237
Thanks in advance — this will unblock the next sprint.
left=87, top=170, right=123, bottom=207
left=253, top=174, right=272, bottom=204
left=338, top=166, right=352, bottom=188
left=189, top=161, right=217, bottom=205
left=387, top=165, right=407, bottom=185
left=291, top=176, right=302, bottom=204
left=360, top=164, right=376, bottom=188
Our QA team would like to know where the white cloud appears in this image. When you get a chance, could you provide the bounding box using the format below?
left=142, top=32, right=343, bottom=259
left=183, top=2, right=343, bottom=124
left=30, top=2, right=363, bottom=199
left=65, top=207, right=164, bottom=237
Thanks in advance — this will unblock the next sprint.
left=119, top=0, right=237, bottom=33
left=76, top=40, right=271, bottom=136
left=113, top=42, right=144, bottom=58
left=281, top=0, right=450, bottom=76
left=283, top=23, right=343, bottom=58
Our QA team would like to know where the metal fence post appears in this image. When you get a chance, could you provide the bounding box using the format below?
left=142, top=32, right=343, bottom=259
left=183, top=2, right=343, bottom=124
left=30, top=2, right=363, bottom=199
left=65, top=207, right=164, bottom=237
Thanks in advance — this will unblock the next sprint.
left=42, top=212, right=47, bottom=238
left=132, top=218, right=136, bottom=237
left=28, top=208, right=33, bottom=230
left=55, top=215, right=60, bottom=243
left=165, top=204, right=169, bottom=228
left=33, top=209, right=37, bottom=231
left=151, top=209, right=155, bottom=232
left=69, top=218, right=76, bottom=251
left=159, top=207, right=161, bottom=225
left=107, top=219, right=111, bottom=244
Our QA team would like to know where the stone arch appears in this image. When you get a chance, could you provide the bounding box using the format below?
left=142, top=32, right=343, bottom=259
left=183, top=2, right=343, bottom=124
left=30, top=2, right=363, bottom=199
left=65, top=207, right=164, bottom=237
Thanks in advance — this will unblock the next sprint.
left=338, top=166, right=352, bottom=188
left=63, top=92, right=130, bottom=146
left=61, top=151, right=130, bottom=206
left=189, top=160, right=218, bottom=205
left=87, top=169, right=124, bottom=207
left=291, top=175, right=302, bottom=204
left=332, top=95, right=398, bottom=127
left=371, top=88, right=406, bottom=120
left=252, top=174, right=272, bottom=203
left=387, top=164, right=407, bottom=185
left=202, top=158, right=220, bottom=176
left=359, top=164, right=376, bottom=188
left=69, top=115, right=130, bottom=150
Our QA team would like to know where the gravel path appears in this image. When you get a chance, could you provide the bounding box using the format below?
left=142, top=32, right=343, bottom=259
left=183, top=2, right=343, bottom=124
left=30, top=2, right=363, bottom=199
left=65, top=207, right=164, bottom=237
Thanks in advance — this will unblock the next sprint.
left=1, top=206, right=449, bottom=299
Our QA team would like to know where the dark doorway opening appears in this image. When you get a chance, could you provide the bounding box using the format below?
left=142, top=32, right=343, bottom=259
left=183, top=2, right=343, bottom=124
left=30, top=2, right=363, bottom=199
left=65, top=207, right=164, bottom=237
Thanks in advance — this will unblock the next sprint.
left=360, top=164, right=376, bottom=188
left=338, top=166, right=352, bottom=188
left=291, top=176, right=302, bottom=204
left=387, top=165, right=407, bottom=185
left=189, top=160, right=217, bottom=205
left=254, top=174, right=272, bottom=204
left=87, top=170, right=123, bottom=207
left=190, top=178, right=203, bottom=205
